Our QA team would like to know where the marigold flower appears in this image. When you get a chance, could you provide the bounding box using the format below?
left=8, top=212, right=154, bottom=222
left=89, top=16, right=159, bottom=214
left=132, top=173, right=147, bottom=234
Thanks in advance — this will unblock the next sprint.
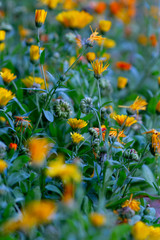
left=87, top=26, right=104, bottom=46
left=70, top=132, right=84, bottom=144
left=109, top=128, right=126, bottom=143
left=119, top=96, right=148, bottom=114
left=132, top=221, right=150, bottom=240
left=89, top=59, right=109, bottom=78
left=15, top=116, right=32, bottom=131
left=143, top=129, right=160, bottom=155
left=0, top=68, right=17, bottom=83
left=122, top=194, right=140, bottom=212
left=56, top=10, right=93, bottom=29
left=9, top=143, right=17, bottom=151
left=67, top=118, right=87, bottom=129
left=21, top=76, right=46, bottom=89
left=116, top=61, right=132, bottom=71
left=0, top=30, right=5, bottom=42
left=46, top=154, right=81, bottom=183
left=3, top=200, right=56, bottom=233
left=0, top=88, right=15, bottom=107
left=35, top=9, right=47, bottom=28
left=117, top=76, right=128, bottom=89
left=113, top=114, right=137, bottom=127
left=28, top=137, right=51, bottom=166
left=90, top=213, right=106, bottom=227
left=0, top=159, right=7, bottom=173
left=99, top=20, right=112, bottom=32
left=86, top=52, right=96, bottom=62
left=30, top=45, right=40, bottom=63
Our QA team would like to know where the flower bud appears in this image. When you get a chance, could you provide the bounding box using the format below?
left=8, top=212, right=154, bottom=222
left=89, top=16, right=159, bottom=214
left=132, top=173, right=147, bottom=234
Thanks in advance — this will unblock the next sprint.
left=0, top=141, right=6, bottom=158
left=124, top=149, right=139, bottom=161
left=53, top=99, right=71, bottom=119
left=89, top=127, right=99, bottom=139
left=80, top=97, right=93, bottom=114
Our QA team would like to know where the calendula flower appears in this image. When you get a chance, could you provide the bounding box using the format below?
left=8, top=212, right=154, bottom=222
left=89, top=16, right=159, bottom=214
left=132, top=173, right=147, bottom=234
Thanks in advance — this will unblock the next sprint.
left=0, top=42, right=5, bottom=52
left=46, top=154, right=81, bottom=183
left=116, top=61, right=131, bottom=71
left=47, top=0, right=60, bottom=9
left=0, top=30, right=5, bottom=42
left=63, top=0, right=77, bottom=10
left=15, top=116, right=32, bottom=131
left=0, top=116, right=6, bottom=123
left=9, top=143, right=17, bottom=151
left=56, top=10, right=93, bottom=29
left=30, top=45, right=40, bottom=63
left=113, top=114, right=137, bottom=127
left=28, top=137, right=51, bottom=166
left=18, top=25, right=31, bottom=40
left=86, top=52, right=96, bottom=62
left=143, top=129, right=160, bottom=155
left=132, top=221, right=150, bottom=240
left=67, top=118, right=87, bottom=129
left=35, top=9, right=47, bottom=28
left=149, top=34, right=157, bottom=47
left=62, top=183, right=75, bottom=205
left=149, top=226, right=160, bottom=240
left=0, top=159, right=7, bottom=173
left=0, top=68, right=17, bottom=83
left=89, top=59, right=109, bottom=79
left=109, top=128, right=126, bottom=143
left=69, top=56, right=76, bottom=67
left=93, top=125, right=107, bottom=141
left=21, top=76, right=46, bottom=89
left=3, top=200, right=56, bottom=233
left=90, top=213, right=106, bottom=227
left=119, top=96, right=148, bottom=114
left=97, top=38, right=116, bottom=48
left=117, top=76, right=128, bottom=89
left=99, top=20, right=112, bottom=32
left=94, top=2, right=107, bottom=14
left=86, top=26, right=104, bottom=46
left=70, top=132, right=84, bottom=144
left=122, top=194, right=140, bottom=212
left=0, top=88, right=15, bottom=107
left=156, top=100, right=160, bottom=114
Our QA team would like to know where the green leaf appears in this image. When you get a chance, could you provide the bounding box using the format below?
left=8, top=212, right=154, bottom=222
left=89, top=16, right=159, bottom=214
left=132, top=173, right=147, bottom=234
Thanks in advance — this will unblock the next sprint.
left=101, top=101, right=112, bottom=108
left=148, top=95, right=160, bottom=114
left=124, top=140, right=135, bottom=149
left=110, top=224, right=131, bottom=240
left=45, top=184, right=62, bottom=196
left=0, top=110, right=14, bottom=129
left=8, top=171, right=30, bottom=186
left=43, top=109, right=54, bottom=122
left=40, top=50, right=45, bottom=64
left=117, top=170, right=126, bottom=187
left=142, top=164, right=156, bottom=188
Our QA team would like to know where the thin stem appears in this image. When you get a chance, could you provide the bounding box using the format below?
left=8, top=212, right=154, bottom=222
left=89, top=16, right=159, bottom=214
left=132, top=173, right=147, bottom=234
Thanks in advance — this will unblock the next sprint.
left=91, top=107, right=102, bottom=142
left=97, top=79, right=101, bottom=109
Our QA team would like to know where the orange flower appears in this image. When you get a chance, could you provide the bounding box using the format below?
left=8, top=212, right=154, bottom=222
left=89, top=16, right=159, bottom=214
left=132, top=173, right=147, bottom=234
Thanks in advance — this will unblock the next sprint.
left=143, top=129, right=160, bottom=155
left=86, top=26, right=105, bottom=45
left=110, top=1, right=121, bottom=15
left=112, top=114, right=137, bottom=127
left=109, top=128, right=126, bottom=143
left=9, top=143, right=17, bottom=151
left=119, top=96, right=148, bottom=114
left=122, top=194, right=140, bottom=212
left=116, top=61, right=131, bottom=71
left=156, top=100, right=160, bottom=113
left=89, top=59, right=109, bottom=78
left=35, top=9, right=47, bottom=28
left=149, top=34, right=157, bottom=47
left=93, top=125, right=107, bottom=141
left=94, top=2, right=107, bottom=14
left=62, top=183, right=75, bottom=205
left=14, top=116, right=32, bottom=131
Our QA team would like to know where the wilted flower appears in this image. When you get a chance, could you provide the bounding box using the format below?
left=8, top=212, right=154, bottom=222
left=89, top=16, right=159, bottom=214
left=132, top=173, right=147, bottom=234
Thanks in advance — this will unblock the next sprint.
left=70, top=132, right=84, bottom=144
left=46, top=154, right=81, bottom=183
left=89, top=59, right=109, bottom=79
left=56, top=10, right=93, bottom=29
left=54, top=99, right=71, bottom=119
left=0, top=88, right=15, bottom=107
left=117, top=76, right=128, bottom=89
left=89, top=213, right=106, bottom=227
left=80, top=97, right=93, bottom=114
left=99, top=20, right=112, bottom=32
left=86, top=26, right=104, bottom=46
left=67, top=118, right=87, bottom=129
left=112, top=114, right=137, bottom=127
left=15, top=116, right=32, bottom=131
left=35, top=9, right=47, bottom=28
left=0, top=30, right=5, bottom=42
left=116, top=61, right=131, bottom=71
left=143, top=129, right=160, bottom=155
left=0, top=68, right=17, bottom=84
left=122, top=194, right=140, bottom=212
left=30, top=45, right=40, bottom=63
left=0, top=159, right=7, bottom=173
left=28, top=137, right=51, bottom=166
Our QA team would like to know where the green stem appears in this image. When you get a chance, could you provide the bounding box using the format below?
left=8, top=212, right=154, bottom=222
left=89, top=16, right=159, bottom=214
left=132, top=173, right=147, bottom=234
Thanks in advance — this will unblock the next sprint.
left=91, top=107, right=102, bottom=142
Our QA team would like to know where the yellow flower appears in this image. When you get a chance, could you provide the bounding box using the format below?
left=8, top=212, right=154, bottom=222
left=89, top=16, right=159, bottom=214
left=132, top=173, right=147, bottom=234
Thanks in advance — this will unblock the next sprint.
left=148, top=226, right=160, bottom=240
left=70, top=132, right=84, bottom=144
left=47, top=0, right=60, bottom=9
left=46, top=154, right=81, bottom=183
left=122, top=194, right=140, bottom=212
left=143, top=129, right=160, bottom=155
left=56, top=10, right=93, bottom=29
left=0, top=159, right=7, bottom=173
left=112, top=114, right=137, bottom=127
left=86, top=52, right=96, bottom=62
left=132, top=221, right=150, bottom=240
left=89, top=59, right=109, bottom=78
left=101, top=53, right=111, bottom=62
left=21, top=76, right=46, bottom=89
left=30, top=45, right=40, bottom=63
left=138, top=34, right=148, bottom=46
left=117, top=76, right=128, bottom=89
left=98, top=38, right=116, bottom=48
left=0, top=68, right=17, bottom=83
left=0, top=116, right=6, bottom=123
left=0, top=87, right=15, bottom=107
left=3, top=200, right=56, bottom=233
left=90, top=213, right=106, bottom=227
left=99, top=20, right=112, bottom=32
left=18, top=25, right=31, bottom=40
left=63, top=0, right=77, bottom=10
left=156, top=100, right=160, bottom=113
left=35, top=9, right=47, bottom=28
left=28, top=137, right=51, bottom=166
left=67, top=118, right=88, bottom=129
left=0, top=42, right=5, bottom=52
left=87, top=26, right=104, bottom=45
left=69, top=56, right=76, bottom=67
left=0, top=30, right=5, bottom=42
left=119, top=96, right=148, bottom=114
left=158, top=76, right=160, bottom=86
left=109, top=128, right=126, bottom=143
